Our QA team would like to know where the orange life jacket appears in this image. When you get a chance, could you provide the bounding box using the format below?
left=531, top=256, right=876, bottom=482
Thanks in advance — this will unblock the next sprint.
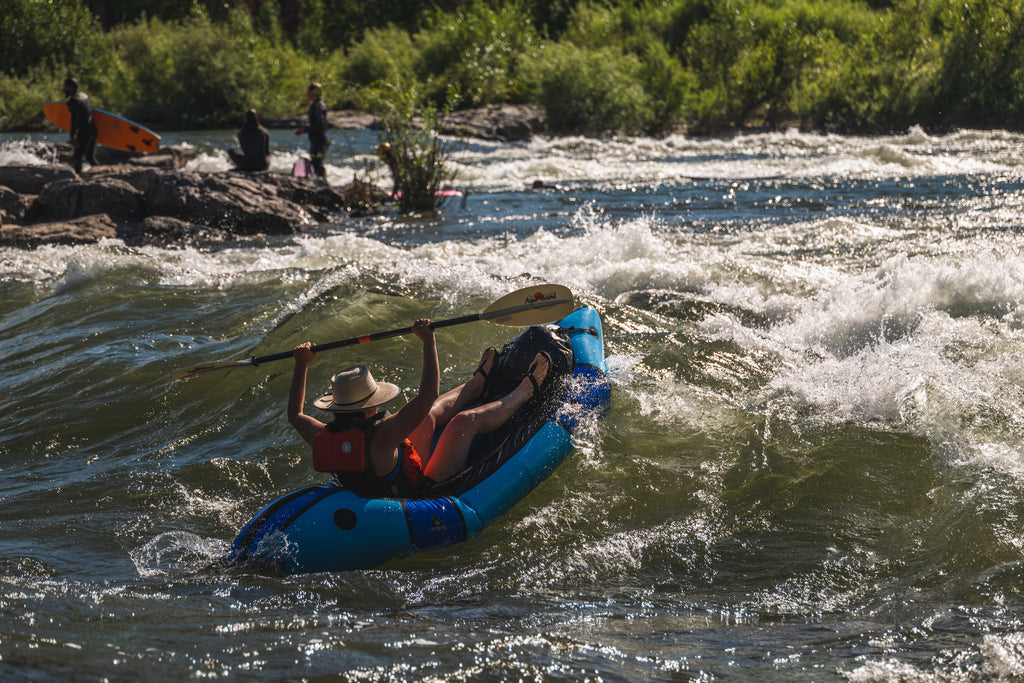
left=312, top=419, right=424, bottom=491
left=312, top=425, right=369, bottom=474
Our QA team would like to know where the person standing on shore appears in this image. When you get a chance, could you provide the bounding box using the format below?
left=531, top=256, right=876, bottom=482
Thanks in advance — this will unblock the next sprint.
left=294, top=82, right=328, bottom=178
left=63, top=77, right=98, bottom=173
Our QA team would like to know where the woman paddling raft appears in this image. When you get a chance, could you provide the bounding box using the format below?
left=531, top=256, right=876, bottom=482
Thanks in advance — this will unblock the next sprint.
left=287, top=319, right=550, bottom=496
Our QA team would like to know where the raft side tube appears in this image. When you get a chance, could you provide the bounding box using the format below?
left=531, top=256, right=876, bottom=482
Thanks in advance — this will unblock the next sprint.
left=284, top=495, right=412, bottom=573
left=457, top=420, right=574, bottom=528
left=556, top=307, right=610, bottom=432
left=226, top=485, right=339, bottom=566
left=402, top=497, right=469, bottom=551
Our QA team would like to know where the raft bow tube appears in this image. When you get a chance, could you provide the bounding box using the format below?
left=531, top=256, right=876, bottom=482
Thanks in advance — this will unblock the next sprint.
left=227, top=306, right=610, bottom=573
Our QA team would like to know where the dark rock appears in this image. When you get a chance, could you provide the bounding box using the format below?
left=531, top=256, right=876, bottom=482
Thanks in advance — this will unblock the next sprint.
left=253, top=173, right=348, bottom=216
left=118, top=215, right=221, bottom=248
left=443, top=105, right=546, bottom=141
left=30, top=177, right=145, bottom=222
left=0, top=213, right=117, bottom=246
left=0, top=165, right=78, bottom=195
left=0, top=185, right=30, bottom=224
left=329, top=111, right=378, bottom=130
left=269, top=105, right=547, bottom=141
left=265, top=109, right=378, bottom=131
left=134, top=170, right=320, bottom=234
left=91, top=144, right=198, bottom=170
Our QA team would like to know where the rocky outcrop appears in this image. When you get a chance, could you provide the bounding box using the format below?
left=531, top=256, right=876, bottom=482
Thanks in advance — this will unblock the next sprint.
left=267, top=105, right=547, bottom=142
left=0, top=213, right=118, bottom=247
left=0, top=165, right=77, bottom=195
left=442, top=105, right=546, bottom=141
left=103, top=169, right=330, bottom=235
left=0, top=185, right=31, bottom=225
left=118, top=215, right=224, bottom=248
left=32, top=176, right=146, bottom=223
left=0, top=154, right=374, bottom=248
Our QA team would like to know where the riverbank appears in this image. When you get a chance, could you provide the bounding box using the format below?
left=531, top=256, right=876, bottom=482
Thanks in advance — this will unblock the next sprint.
left=12, top=104, right=548, bottom=143
left=284, top=104, right=547, bottom=142
left=0, top=144, right=390, bottom=248
left=0, top=105, right=548, bottom=249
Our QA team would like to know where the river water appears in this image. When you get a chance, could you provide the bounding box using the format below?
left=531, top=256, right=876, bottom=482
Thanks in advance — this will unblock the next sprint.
left=3, top=125, right=1024, bottom=680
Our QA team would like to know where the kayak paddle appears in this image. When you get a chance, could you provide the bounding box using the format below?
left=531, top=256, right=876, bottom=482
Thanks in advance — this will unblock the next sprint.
left=171, top=284, right=574, bottom=380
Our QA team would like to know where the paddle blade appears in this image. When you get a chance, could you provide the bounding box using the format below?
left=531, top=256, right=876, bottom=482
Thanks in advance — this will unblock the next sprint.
left=482, top=284, right=574, bottom=325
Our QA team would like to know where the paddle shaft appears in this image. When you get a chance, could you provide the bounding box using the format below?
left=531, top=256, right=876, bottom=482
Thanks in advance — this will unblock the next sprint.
left=251, top=314, right=477, bottom=366
left=170, top=284, right=573, bottom=380
left=249, top=299, right=560, bottom=366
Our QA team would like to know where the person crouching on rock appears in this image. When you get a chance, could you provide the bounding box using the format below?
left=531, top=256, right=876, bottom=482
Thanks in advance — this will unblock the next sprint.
left=229, top=108, right=270, bottom=172
left=63, top=77, right=98, bottom=174
left=287, top=319, right=549, bottom=496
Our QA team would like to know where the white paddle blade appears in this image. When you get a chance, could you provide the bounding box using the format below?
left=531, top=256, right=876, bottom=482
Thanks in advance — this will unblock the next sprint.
left=482, top=284, right=574, bottom=325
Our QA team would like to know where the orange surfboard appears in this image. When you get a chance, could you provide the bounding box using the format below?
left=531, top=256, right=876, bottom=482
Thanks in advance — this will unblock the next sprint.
left=44, top=101, right=160, bottom=153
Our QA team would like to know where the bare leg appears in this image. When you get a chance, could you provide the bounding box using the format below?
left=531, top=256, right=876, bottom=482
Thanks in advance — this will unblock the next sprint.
left=408, top=347, right=496, bottom=459
left=423, top=352, right=549, bottom=483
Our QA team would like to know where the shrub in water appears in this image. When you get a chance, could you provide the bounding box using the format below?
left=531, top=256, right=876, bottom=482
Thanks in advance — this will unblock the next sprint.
left=362, top=81, right=457, bottom=214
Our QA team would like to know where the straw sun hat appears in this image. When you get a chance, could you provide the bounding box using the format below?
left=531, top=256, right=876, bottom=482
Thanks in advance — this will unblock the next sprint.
left=313, top=365, right=400, bottom=413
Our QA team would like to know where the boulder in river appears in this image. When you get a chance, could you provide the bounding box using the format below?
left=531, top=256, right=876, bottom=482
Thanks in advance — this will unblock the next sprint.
left=0, top=212, right=117, bottom=247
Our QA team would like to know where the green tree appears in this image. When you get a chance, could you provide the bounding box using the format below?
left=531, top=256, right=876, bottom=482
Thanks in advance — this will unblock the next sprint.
left=0, top=0, right=104, bottom=77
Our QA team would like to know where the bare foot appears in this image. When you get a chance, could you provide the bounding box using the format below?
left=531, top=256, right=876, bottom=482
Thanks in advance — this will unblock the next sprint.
left=520, top=352, right=550, bottom=400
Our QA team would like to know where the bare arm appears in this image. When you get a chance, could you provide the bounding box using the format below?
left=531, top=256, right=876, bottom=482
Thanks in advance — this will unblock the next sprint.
left=288, top=342, right=325, bottom=445
left=371, top=319, right=440, bottom=456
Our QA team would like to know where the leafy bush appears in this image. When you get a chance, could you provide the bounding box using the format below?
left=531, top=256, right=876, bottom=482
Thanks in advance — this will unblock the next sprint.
left=414, top=2, right=541, bottom=107
left=523, top=41, right=654, bottom=135
left=934, top=0, right=1024, bottom=127
left=0, top=69, right=63, bottom=130
left=344, top=25, right=417, bottom=88
left=560, top=1, right=696, bottom=132
left=638, top=41, right=697, bottom=133
left=790, top=0, right=945, bottom=131
left=664, top=0, right=886, bottom=130
left=100, top=9, right=320, bottom=125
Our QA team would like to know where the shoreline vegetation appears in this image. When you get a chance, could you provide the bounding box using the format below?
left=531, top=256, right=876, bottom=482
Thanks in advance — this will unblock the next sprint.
left=4, top=0, right=1024, bottom=138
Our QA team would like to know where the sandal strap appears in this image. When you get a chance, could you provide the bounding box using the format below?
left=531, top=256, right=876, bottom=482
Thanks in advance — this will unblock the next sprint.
left=528, top=370, right=541, bottom=394
left=474, top=347, right=496, bottom=381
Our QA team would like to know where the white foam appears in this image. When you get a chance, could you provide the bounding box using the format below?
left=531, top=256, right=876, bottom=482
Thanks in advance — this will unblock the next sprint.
left=0, top=140, right=57, bottom=166
left=447, top=127, right=1024, bottom=192
left=183, top=149, right=232, bottom=173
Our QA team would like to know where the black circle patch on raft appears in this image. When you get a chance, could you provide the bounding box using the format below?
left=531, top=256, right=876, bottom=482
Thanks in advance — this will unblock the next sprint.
left=334, top=508, right=357, bottom=530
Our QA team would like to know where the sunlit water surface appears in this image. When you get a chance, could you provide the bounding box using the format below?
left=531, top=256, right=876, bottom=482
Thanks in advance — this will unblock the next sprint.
left=3, top=125, right=1024, bottom=680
